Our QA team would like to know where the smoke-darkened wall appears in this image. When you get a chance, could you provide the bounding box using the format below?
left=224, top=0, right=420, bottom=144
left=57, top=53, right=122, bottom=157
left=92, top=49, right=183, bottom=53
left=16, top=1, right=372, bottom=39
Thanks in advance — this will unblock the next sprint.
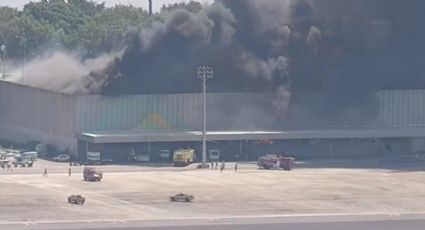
left=82, top=1, right=424, bottom=126
left=15, top=0, right=425, bottom=128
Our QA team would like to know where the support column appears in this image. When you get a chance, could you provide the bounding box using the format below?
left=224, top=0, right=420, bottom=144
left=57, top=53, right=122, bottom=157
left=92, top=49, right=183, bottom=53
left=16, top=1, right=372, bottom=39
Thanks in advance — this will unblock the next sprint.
left=239, top=140, right=243, bottom=160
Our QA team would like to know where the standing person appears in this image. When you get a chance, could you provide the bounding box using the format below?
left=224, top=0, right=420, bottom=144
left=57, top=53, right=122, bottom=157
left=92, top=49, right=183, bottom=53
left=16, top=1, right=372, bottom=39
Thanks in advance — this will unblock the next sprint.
left=215, top=161, right=218, bottom=169
left=210, top=161, right=214, bottom=169
left=221, top=161, right=225, bottom=171
left=43, top=168, right=48, bottom=176
left=68, top=168, right=72, bottom=176
left=234, top=163, right=238, bottom=172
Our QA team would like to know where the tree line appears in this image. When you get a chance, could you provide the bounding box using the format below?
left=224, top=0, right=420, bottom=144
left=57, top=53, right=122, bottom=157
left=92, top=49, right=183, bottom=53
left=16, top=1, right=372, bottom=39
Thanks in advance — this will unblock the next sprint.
left=0, top=0, right=202, bottom=60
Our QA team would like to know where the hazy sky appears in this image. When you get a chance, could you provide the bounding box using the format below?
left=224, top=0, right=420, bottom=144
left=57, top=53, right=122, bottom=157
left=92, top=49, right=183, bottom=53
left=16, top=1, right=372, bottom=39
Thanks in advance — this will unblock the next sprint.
left=0, top=0, right=213, bottom=12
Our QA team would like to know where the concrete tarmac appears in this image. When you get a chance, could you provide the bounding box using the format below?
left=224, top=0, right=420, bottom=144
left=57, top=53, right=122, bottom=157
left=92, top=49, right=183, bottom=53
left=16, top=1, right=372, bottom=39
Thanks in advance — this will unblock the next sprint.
left=2, top=158, right=425, bottom=227
left=3, top=215, right=425, bottom=230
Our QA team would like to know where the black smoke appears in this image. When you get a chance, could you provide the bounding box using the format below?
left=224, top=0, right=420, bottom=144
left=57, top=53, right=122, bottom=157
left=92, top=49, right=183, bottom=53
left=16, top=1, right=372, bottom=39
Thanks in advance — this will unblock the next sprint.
left=86, top=1, right=290, bottom=96
left=82, top=0, right=425, bottom=128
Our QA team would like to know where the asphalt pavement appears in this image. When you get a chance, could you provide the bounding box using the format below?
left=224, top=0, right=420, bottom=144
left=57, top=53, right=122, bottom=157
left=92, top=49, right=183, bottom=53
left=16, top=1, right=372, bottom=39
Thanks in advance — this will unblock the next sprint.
left=3, top=215, right=425, bottom=230
left=88, top=220, right=425, bottom=230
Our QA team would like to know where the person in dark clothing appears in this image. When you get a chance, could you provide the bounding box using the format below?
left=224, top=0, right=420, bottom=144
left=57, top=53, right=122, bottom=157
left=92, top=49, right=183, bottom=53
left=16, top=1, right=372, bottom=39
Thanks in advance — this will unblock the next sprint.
left=234, top=163, right=238, bottom=172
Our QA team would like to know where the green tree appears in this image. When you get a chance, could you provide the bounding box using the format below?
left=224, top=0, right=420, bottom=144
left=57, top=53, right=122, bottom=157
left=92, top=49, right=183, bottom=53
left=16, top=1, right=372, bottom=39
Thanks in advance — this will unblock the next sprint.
left=161, top=1, right=203, bottom=13
left=0, top=12, right=51, bottom=58
left=0, top=6, right=18, bottom=23
left=0, top=0, right=159, bottom=59
left=79, top=5, right=150, bottom=53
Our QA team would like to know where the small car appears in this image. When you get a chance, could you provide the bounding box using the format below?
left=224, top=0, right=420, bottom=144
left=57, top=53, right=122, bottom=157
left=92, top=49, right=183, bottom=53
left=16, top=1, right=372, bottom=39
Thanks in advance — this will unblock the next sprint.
left=169, top=193, right=194, bottom=202
left=68, top=195, right=85, bottom=205
left=53, top=154, right=70, bottom=162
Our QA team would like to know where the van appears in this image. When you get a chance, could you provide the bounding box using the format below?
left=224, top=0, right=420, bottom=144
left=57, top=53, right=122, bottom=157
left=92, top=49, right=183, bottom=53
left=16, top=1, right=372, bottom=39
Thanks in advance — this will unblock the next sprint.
left=22, top=151, right=38, bottom=161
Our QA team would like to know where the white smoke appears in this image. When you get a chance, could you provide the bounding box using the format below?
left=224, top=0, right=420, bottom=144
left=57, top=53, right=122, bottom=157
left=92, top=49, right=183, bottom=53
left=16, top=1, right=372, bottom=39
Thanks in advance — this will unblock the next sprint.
left=8, top=51, right=118, bottom=94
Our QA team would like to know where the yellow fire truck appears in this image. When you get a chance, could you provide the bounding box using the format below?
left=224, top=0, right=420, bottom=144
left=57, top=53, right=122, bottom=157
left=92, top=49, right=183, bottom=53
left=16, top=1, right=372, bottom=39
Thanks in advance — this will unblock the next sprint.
left=172, top=148, right=195, bottom=167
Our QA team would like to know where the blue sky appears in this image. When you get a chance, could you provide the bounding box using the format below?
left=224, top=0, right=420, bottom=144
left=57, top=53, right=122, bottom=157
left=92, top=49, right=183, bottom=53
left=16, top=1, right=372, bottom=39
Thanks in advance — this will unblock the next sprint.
left=0, top=0, right=213, bottom=12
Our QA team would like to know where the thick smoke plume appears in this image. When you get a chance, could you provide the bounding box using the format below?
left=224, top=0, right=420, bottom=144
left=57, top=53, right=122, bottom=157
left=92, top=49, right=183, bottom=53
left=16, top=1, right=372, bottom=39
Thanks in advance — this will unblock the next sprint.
left=15, top=0, right=425, bottom=128
left=9, top=51, right=118, bottom=94
left=86, top=3, right=290, bottom=95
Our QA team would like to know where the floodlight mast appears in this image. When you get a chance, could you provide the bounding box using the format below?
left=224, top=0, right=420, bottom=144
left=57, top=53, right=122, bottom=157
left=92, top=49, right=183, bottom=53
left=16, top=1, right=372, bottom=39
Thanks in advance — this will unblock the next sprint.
left=197, top=66, right=214, bottom=166
left=0, top=45, right=6, bottom=78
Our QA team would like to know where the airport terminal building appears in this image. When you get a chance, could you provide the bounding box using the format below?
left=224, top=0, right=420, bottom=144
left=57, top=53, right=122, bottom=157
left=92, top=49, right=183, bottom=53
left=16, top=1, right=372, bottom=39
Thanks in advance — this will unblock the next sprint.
left=2, top=80, right=425, bottom=162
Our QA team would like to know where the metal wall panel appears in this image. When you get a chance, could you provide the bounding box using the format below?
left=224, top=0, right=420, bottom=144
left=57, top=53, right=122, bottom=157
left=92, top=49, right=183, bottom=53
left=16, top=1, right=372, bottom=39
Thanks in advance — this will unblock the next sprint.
left=75, top=93, right=276, bottom=132
left=4, top=79, right=425, bottom=154
left=75, top=93, right=203, bottom=132
left=75, top=90, right=425, bottom=132
left=374, top=90, right=425, bottom=126
left=0, top=81, right=76, bottom=152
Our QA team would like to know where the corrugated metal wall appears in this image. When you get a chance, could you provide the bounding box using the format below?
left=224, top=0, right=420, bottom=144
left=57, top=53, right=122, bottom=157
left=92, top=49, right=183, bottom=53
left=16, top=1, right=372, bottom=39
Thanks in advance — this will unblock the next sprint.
left=374, top=90, right=425, bottom=126
left=74, top=89, right=425, bottom=132
left=75, top=93, right=276, bottom=132
left=0, top=81, right=76, bottom=152
left=2, top=78, right=425, bottom=153
left=75, top=94, right=202, bottom=131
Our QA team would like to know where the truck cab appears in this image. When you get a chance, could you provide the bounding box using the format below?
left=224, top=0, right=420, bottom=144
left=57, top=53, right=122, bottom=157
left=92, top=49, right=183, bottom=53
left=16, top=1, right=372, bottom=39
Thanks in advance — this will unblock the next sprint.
left=257, top=154, right=295, bottom=171
left=172, top=148, right=195, bottom=167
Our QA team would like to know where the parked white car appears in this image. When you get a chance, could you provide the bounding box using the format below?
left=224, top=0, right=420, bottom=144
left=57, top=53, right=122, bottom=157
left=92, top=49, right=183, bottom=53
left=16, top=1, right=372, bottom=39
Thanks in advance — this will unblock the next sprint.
left=5, top=153, right=18, bottom=163
left=53, top=154, right=70, bottom=162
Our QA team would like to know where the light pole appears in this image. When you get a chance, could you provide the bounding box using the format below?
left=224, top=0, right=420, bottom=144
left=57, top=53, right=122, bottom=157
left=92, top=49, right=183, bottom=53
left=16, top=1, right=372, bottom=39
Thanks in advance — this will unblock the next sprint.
left=147, top=0, right=153, bottom=15
left=197, top=66, right=213, bottom=166
left=0, top=45, right=6, bottom=78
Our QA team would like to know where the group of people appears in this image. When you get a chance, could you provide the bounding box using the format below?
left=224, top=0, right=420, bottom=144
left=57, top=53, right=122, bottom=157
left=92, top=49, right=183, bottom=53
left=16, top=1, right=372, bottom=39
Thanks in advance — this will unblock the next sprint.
left=210, top=161, right=238, bottom=173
